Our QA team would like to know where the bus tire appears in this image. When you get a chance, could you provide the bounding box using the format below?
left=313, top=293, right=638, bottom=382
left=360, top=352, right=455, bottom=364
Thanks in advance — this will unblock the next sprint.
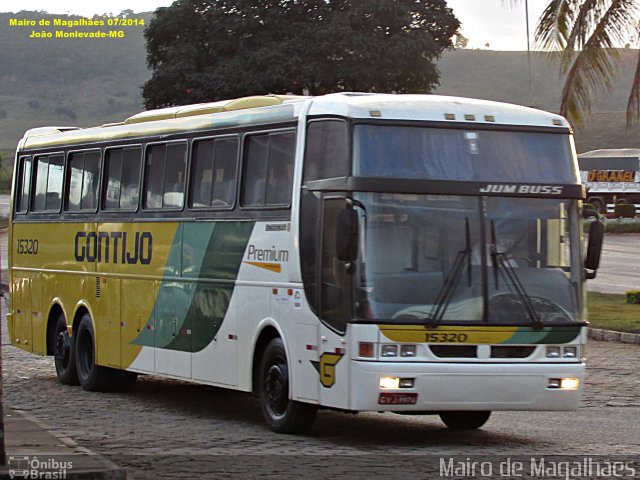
left=259, top=337, right=317, bottom=434
left=53, top=314, right=79, bottom=385
left=75, top=313, right=119, bottom=392
left=439, top=411, right=491, bottom=430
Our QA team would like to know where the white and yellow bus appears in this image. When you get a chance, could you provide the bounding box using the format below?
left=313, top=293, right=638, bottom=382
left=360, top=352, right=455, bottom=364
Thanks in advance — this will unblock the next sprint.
left=8, top=93, right=603, bottom=433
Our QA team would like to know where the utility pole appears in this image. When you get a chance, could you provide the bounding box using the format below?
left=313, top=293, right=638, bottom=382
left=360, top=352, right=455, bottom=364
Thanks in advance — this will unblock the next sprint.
left=525, top=0, right=534, bottom=107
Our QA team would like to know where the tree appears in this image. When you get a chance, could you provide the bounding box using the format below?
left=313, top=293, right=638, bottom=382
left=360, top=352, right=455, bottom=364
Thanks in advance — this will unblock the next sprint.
left=531, top=0, right=640, bottom=125
left=142, top=0, right=460, bottom=108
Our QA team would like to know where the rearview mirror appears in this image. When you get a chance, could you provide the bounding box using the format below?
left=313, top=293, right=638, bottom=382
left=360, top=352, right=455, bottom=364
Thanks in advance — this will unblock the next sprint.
left=336, top=209, right=358, bottom=262
left=585, top=220, right=604, bottom=279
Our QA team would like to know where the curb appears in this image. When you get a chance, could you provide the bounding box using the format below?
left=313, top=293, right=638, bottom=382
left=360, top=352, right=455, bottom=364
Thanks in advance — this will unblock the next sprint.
left=0, top=409, right=127, bottom=480
left=588, top=327, right=640, bottom=345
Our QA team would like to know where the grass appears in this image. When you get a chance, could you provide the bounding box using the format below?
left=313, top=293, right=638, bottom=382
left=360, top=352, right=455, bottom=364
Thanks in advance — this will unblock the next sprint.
left=587, top=292, right=640, bottom=334
left=583, top=218, right=640, bottom=234
left=602, top=218, right=640, bottom=234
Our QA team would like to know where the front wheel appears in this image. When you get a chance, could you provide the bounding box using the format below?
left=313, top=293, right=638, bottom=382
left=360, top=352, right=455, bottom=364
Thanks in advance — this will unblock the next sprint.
left=439, top=411, right=491, bottom=430
left=259, top=338, right=317, bottom=433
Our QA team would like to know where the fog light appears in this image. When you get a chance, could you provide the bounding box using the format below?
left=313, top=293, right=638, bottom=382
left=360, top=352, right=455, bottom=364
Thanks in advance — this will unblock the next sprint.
left=380, top=377, right=400, bottom=389
left=359, top=342, right=375, bottom=358
left=563, top=346, right=578, bottom=358
left=381, top=344, right=398, bottom=357
left=400, top=345, right=417, bottom=357
left=560, top=378, right=580, bottom=390
left=546, top=346, right=561, bottom=358
left=548, top=378, right=580, bottom=390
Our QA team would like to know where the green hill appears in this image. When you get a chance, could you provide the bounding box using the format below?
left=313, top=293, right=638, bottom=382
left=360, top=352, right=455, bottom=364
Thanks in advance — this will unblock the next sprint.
left=0, top=11, right=151, bottom=163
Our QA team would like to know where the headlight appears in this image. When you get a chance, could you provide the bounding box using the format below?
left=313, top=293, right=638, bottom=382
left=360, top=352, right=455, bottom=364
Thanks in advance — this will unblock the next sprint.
left=547, top=345, right=580, bottom=358
left=400, top=345, right=417, bottom=357
left=548, top=378, right=580, bottom=390
left=379, top=377, right=400, bottom=389
left=379, top=377, right=414, bottom=389
left=381, top=344, right=398, bottom=357
left=546, top=346, right=561, bottom=358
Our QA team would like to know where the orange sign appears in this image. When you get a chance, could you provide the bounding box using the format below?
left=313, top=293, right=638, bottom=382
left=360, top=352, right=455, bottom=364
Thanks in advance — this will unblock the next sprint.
left=587, top=170, right=636, bottom=182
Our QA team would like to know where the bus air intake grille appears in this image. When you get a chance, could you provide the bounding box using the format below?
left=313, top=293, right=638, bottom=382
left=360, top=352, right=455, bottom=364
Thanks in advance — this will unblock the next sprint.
left=490, top=346, right=536, bottom=358
left=95, top=277, right=101, bottom=298
left=429, top=345, right=477, bottom=358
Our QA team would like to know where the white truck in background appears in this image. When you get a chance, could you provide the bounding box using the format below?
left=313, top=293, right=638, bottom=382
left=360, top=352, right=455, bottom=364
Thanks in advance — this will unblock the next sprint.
left=578, top=148, right=640, bottom=214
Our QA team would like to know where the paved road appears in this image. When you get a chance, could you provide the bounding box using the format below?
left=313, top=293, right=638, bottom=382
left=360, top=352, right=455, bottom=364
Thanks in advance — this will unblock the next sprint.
left=588, top=234, right=640, bottom=294
left=0, top=193, right=9, bottom=218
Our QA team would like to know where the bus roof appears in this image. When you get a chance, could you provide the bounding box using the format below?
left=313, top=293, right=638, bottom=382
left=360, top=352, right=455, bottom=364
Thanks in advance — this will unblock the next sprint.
left=308, top=93, right=568, bottom=128
left=578, top=148, right=640, bottom=159
left=17, top=93, right=570, bottom=151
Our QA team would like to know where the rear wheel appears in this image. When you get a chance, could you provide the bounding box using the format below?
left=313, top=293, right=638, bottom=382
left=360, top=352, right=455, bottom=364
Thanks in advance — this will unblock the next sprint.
left=439, top=411, right=491, bottom=430
left=53, top=314, right=78, bottom=385
left=259, top=337, right=317, bottom=433
left=75, top=313, right=137, bottom=392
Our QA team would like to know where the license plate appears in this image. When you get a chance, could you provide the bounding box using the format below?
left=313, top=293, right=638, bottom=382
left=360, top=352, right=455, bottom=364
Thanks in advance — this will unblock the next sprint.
left=378, top=392, right=418, bottom=405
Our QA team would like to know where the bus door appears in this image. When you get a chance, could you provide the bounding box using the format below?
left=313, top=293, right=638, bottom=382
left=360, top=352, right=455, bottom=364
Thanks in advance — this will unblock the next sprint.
left=154, top=279, right=193, bottom=380
left=91, top=223, right=122, bottom=369
left=318, top=197, right=351, bottom=409
left=92, top=275, right=122, bottom=369
left=13, top=274, right=43, bottom=354
left=12, top=275, right=33, bottom=353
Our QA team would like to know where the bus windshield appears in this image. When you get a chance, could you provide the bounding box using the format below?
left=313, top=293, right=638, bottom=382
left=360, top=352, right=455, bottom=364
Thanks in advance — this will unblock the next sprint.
left=353, top=125, right=579, bottom=184
left=352, top=193, right=583, bottom=326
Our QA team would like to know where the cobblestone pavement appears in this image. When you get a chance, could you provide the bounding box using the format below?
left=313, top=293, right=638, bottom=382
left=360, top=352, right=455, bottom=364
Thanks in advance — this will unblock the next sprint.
left=3, top=301, right=640, bottom=480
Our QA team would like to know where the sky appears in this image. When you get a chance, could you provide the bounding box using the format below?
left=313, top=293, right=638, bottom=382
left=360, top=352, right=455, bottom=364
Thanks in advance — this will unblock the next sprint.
left=1, top=0, right=548, bottom=51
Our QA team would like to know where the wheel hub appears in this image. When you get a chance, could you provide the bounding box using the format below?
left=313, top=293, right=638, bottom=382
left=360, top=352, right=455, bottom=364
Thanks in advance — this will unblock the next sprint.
left=55, top=331, right=70, bottom=366
left=265, top=363, right=288, bottom=416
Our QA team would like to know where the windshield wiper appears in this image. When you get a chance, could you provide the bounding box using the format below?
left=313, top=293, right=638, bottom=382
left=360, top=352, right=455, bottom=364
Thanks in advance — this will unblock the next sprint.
left=490, top=221, right=543, bottom=330
left=426, top=217, right=472, bottom=328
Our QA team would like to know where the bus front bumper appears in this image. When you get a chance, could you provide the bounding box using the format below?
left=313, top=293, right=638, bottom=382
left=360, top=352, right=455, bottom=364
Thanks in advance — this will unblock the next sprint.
left=349, top=360, right=585, bottom=412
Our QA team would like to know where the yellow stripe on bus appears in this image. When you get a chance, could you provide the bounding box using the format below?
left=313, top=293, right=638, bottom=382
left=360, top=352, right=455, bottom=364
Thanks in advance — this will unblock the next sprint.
left=379, top=324, right=517, bottom=344
left=244, top=261, right=282, bottom=273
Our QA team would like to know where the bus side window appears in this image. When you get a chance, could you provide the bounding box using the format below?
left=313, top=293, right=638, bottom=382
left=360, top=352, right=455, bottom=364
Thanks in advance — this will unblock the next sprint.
left=240, top=130, right=295, bottom=208
left=190, top=137, right=238, bottom=208
left=303, top=120, right=349, bottom=181
left=15, top=156, right=32, bottom=214
left=66, top=151, right=101, bottom=212
left=103, top=146, right=142, bottom=210
left=32, top=154, right=64, bottom=212
left=143, top=142, right=187, bottom=210
left=266, top=132, right=295, bottom=205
